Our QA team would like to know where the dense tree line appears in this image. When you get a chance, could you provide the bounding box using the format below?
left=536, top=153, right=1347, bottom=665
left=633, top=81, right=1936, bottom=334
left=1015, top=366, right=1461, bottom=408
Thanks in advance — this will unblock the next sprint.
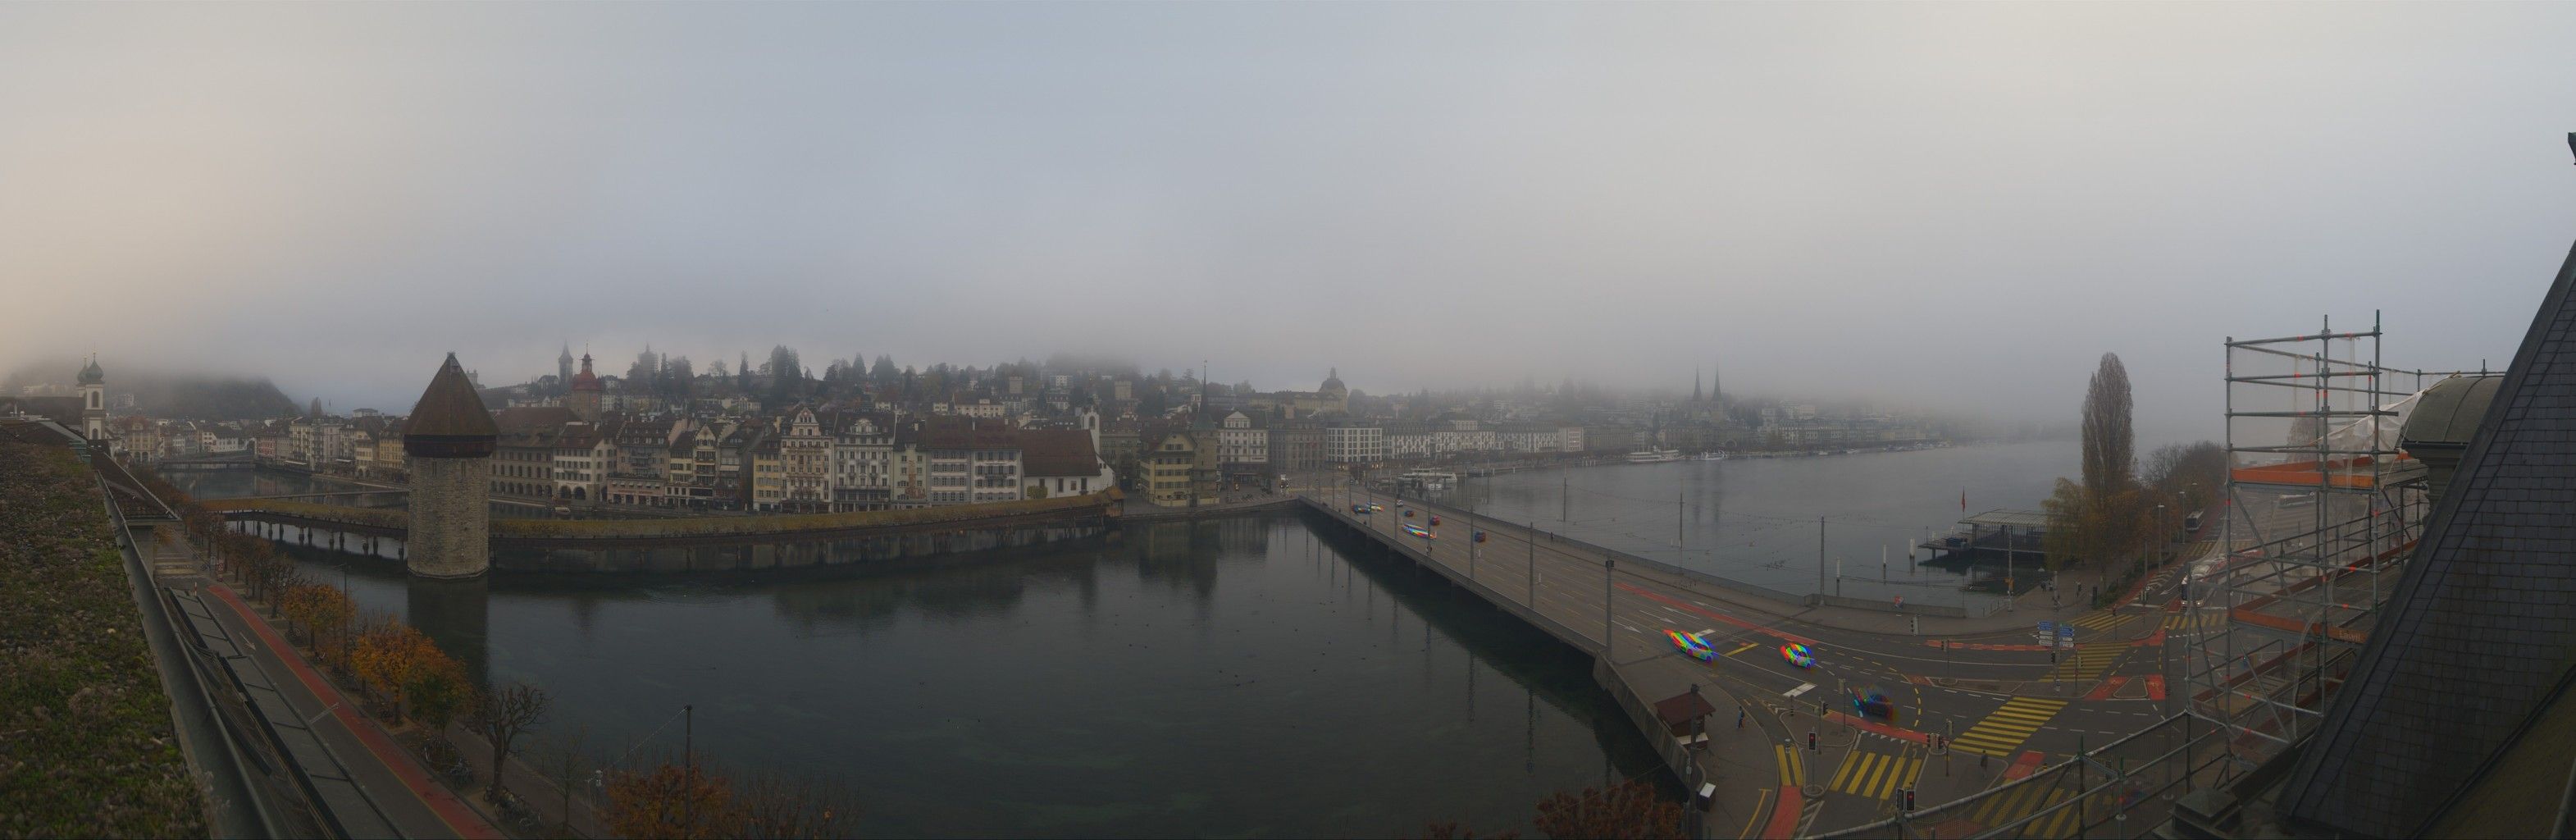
left=2044, top=353, right=2226, bottom=603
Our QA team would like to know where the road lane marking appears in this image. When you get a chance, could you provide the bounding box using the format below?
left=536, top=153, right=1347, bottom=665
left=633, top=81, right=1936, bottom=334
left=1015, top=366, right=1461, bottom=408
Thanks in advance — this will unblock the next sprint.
left=2068, top=611, right=2134, bottom=632
left=1785, top=682, right=1817, bottom=698
left=1726, top=642, right=1759, bottom=657
left=1773, top=744, right=1807, bottom=787
left=1949, top=697, right=2068, bottom=756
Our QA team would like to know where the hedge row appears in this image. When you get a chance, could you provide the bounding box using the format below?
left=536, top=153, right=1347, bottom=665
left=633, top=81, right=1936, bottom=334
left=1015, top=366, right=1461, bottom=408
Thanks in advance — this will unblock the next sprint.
left=0, top=441, right=206, bottom=838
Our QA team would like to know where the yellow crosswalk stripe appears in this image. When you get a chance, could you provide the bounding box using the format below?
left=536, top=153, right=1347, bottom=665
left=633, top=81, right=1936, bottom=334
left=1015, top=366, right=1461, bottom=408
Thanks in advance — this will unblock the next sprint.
left=2165, top=612, right=2227, bottom=631
left=1829, top=751, right=1867, bottom=791
left=2047, top=642, right=2128, bottom=681
left=2031, top=789, right=2078, bottom=838
left=2069, top=611, right=2131, bottom=631
left=1971, top=779, right=2045, bottom=826
left=1828, top=750, right=1923, bottom=801
left=1966, top=775, right=2118, bottom=838
left=1776, top=744, right=1808, bottom=788
left=1879, top=757, right=1920, bottom=801
left=1951, top=698, right=2068, bottom=756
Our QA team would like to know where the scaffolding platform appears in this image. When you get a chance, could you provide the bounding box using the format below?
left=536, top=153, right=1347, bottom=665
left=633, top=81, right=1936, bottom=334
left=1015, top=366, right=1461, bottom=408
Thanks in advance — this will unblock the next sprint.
left=2185, top=313, right=2472, bottom=779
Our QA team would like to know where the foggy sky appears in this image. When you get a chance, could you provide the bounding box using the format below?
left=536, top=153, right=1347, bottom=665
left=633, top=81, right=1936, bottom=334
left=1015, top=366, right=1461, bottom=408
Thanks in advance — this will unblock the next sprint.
left=5, top=2, right=2572, bottom=441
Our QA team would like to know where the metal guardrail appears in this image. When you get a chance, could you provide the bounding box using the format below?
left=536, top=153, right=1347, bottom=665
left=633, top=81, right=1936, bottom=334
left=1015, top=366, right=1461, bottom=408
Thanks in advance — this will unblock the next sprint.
left=1814, top=712, right=2229, bottom=839
left=98, top=477, right=311, bottom=838
left=1297, top=494, right=1707, bottom=828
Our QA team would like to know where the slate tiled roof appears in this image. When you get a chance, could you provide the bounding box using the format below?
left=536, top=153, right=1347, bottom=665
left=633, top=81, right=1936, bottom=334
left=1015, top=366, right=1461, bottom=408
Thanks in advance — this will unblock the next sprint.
left=1019, top=429, right=1101, bottom=477
left=918, top=416, right=1015, bottom=451
left=402, top=353, right=498, bottom=438
left=2277, top=236, right=2576, bottom=837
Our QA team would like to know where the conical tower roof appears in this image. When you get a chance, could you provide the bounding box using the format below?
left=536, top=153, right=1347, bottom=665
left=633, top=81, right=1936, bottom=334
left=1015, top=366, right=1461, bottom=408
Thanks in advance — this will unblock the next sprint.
left=403, top=353, right=498, bottom=443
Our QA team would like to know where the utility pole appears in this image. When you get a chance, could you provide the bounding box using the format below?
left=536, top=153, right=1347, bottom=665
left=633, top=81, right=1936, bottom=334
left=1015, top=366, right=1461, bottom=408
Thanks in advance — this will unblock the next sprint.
left=682, top=704, right=695, bottom=836
left=1817, top=517, right=1826, bottom=603
left=1677, top=491, right=1685, bottom=553
left=1529, top=522, right=1538, bottom=607
left=2005, top=525, right=2016, bottom=613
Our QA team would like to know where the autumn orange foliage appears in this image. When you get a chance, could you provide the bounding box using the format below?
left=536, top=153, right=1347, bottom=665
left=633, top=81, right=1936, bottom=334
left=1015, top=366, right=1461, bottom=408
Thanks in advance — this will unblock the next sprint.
left=1530, top=779, right=1683, bottom=840
left=277, top=584, right=355, bottom=664
left=348, top=617, right=465, bottom=723
left=606, top=762, right=736, bottom=840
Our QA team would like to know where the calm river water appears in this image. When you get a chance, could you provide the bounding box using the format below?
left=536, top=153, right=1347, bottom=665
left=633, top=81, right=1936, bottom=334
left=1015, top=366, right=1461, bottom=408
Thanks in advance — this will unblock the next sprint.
left=271, top=516, right=1663, bottom=838
left=185, top=442, right=2072, bottom=836
left=1422, top=441, right=2077, bottom=605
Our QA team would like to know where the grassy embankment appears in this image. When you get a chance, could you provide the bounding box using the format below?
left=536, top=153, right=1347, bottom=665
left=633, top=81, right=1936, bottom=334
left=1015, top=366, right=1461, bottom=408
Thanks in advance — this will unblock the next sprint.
left=0, top=440, right=206, bottom=837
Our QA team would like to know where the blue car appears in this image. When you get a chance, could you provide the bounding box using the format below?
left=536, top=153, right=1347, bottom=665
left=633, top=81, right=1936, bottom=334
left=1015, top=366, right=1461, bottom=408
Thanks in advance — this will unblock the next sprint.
left=1851, top=686, right=1894, bottom=720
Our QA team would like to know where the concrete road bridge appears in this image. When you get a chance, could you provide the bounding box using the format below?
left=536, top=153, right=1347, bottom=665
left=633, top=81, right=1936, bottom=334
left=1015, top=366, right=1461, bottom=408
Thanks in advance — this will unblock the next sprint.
left=1302, top=487, right=2206, bottom=838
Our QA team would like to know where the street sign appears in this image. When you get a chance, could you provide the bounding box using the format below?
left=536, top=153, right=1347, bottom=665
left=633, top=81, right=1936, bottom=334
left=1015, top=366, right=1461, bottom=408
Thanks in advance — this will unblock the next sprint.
left=2038, top=620, right=2054, bottom=642
left=2059, top=626, right=2075, bottom=647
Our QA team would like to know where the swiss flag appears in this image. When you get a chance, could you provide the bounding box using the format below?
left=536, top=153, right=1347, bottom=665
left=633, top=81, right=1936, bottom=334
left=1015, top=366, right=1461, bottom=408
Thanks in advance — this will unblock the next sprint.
left=1960, top=490, right=1967, bottom=514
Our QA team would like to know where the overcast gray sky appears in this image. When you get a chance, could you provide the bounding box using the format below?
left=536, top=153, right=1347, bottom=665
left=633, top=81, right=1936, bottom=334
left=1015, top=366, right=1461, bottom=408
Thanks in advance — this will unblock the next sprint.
left=4, top=2, right=2571, bottom=441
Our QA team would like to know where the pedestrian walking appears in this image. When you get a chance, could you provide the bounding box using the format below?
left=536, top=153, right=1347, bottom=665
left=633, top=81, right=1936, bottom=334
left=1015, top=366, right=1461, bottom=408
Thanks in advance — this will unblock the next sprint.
left=1737, top=708, right=1747, bottom=730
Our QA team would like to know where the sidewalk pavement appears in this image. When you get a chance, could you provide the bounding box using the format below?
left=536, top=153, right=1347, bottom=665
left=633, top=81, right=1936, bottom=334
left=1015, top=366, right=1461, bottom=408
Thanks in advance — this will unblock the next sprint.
left=195, top=580, right=505, bottom=839
left=440, top=718, right=613, bottom=838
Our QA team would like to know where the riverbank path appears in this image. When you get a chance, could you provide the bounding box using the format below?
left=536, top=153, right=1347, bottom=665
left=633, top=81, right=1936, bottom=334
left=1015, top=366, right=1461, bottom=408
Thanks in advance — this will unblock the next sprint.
left=154, top=539, right=505, bottom=840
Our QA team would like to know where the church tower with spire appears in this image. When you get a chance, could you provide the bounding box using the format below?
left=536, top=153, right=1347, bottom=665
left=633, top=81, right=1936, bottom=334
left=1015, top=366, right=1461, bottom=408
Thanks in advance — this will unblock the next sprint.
left=559, top=344, right=575, bottom=388
left=568, top=353, right=603, bottom=422
left=78, top=355, right=107, bottom=442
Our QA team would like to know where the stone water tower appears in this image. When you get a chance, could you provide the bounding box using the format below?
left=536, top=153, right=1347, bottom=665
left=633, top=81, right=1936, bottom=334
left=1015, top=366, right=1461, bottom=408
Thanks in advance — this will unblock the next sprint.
left=402, top=353, right=497, bottom=578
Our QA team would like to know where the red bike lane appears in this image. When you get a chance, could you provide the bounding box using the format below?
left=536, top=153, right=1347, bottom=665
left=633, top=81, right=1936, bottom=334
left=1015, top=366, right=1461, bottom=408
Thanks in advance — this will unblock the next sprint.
left=206, top=583, right=505, bottom=840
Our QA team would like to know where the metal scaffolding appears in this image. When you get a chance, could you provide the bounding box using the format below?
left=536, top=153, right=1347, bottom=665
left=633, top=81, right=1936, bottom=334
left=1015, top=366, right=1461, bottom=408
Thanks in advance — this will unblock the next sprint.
left=2185, top=313, right=2465, bottom=780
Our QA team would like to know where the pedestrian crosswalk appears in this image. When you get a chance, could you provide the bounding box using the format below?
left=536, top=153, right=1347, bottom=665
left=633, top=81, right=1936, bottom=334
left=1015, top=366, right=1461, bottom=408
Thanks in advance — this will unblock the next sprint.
left=2047, top=642, right=2127, bottom=681
left=2164, top=611, right=2228, bottom=632
left=2067, top=611, right=2133, bottom=632
left=1828, top=749, right=1922, bottom=801
left=1774, top=743, right=1808, bottom=788
left=1967, top=777, right=2095, bottom=838
left=1950, top=697, right=2068, bottom=757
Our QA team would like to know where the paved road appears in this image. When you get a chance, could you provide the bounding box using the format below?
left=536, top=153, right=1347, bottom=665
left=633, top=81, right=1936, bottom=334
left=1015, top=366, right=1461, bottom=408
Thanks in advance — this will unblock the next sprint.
left=155, top=542, right=504, bottom=839
left=1314, top=487, right=2209, bottom=837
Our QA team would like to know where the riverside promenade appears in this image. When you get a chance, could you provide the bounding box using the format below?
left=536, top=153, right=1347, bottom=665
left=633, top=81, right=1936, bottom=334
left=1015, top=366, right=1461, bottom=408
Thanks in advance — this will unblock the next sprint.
left=1301, top=487, right=2072, bottom=838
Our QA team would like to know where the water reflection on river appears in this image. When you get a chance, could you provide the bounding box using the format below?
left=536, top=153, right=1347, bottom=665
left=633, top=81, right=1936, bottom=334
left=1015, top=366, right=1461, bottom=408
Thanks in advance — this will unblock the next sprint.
left=1423, top=441, right=2076, bottom=604
left=282, top=514, right=1663, bottom=838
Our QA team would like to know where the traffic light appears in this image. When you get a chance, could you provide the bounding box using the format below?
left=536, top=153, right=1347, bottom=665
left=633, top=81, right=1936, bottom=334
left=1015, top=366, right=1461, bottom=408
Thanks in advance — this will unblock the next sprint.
left=1903, top=787, right=1917, bottom=811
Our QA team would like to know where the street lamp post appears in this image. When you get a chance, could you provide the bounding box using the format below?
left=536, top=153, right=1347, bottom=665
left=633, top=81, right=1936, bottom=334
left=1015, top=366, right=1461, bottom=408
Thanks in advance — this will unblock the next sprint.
left=1603, top=558, right=1616, bottom=660
left=2147, top=504, right=2165, bottom=582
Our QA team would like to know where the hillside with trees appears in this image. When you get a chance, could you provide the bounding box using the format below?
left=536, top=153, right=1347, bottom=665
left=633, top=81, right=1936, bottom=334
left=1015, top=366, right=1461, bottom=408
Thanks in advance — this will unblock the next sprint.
left=3, top=359, right=297, bottom=419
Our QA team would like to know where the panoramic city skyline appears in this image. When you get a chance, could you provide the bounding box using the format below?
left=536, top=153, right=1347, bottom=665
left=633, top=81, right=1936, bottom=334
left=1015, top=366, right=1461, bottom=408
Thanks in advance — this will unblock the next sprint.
left=7, top=2, right=2573, bottom=441
left=13, top=4, right=2576, bottom=839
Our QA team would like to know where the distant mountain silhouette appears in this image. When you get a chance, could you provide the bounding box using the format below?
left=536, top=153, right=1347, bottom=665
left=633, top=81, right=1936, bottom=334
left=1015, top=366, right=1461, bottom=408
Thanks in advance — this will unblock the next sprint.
left=2, top=358, right=298, bottom=420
